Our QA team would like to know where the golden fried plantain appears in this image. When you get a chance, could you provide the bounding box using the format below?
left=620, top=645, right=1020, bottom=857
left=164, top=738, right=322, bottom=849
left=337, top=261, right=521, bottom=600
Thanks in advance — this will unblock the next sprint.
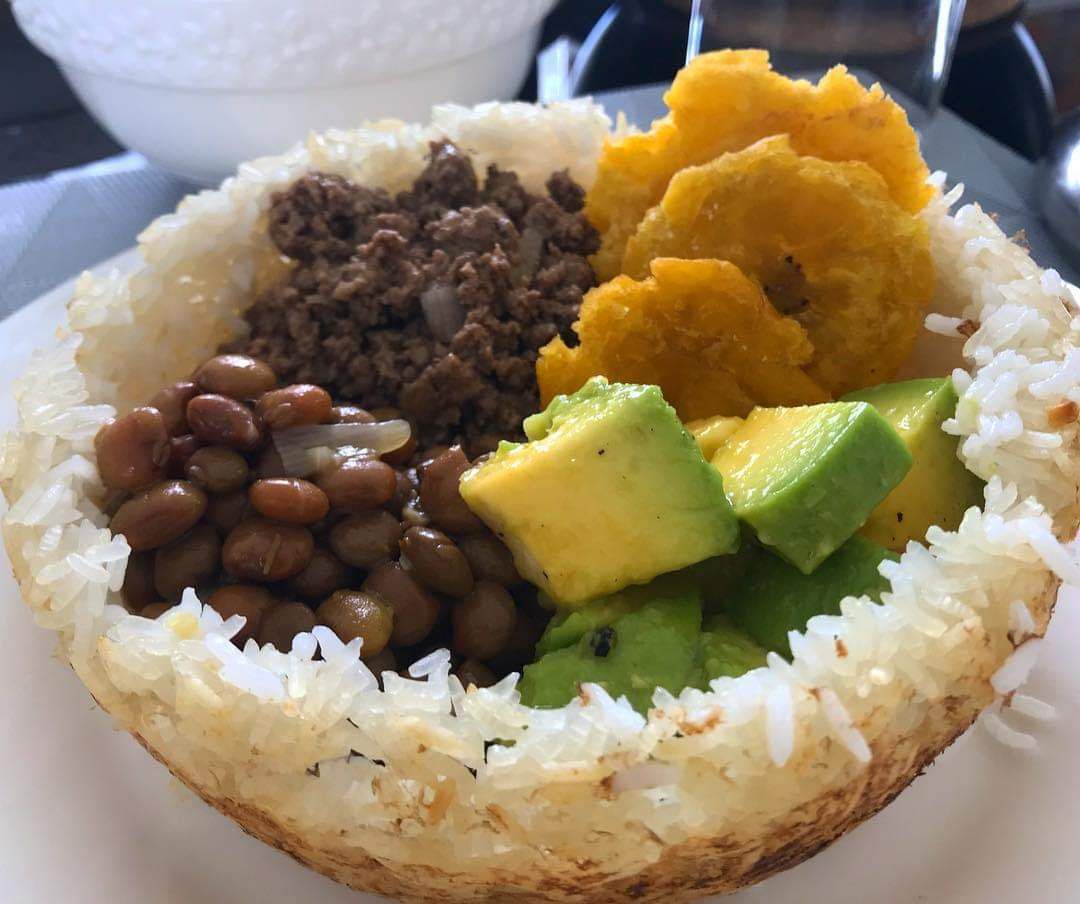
left=537, top=257, right=829, bottom=420
left=620, top=136, right=934, bottom=395
left=586, top=48, right=933, bottom=280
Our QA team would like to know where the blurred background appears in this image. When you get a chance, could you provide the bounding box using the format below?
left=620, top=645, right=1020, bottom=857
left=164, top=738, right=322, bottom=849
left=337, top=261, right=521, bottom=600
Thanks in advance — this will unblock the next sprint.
left=3, top=0, right=1078, bottom=185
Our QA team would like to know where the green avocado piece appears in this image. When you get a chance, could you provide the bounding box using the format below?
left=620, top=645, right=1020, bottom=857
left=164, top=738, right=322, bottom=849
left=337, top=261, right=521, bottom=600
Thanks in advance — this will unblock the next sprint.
left=842, top=378, right=984, bottom=550
left=725, top=537, right=898, bottom=657
left=460, top=377, right=740, bottom=606
left=691, top=614, right=768, bottom=688
left=520, top=590, right=702, bottom=714
left=712, top=402, right=912, bottom=574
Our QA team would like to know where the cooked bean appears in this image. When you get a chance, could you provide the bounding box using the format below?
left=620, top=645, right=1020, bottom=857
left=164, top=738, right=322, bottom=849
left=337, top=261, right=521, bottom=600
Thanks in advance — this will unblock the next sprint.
left=256, top=384, right=332, bottom=430
left=419, top=446, right=484, bottom=534
left=330, top=405, right=375, bottom=425
left=456, top=659, right=497, bottom=690
left=458, top=533, right=521, bottom=587
left=257, top=601, right=317, bottom=651
left=111, top=480, right=208, bottom=551
left=95, top=407, right=171, bottom=490
left=101, top=488, right=130, bottom=518
left=255, top=444, right=287, bottom=479
left=363, top=562, right=441, bottom=647
left=288, top=547, right=354, bottom=599
left=140, top=601, right=171, bottom=619
left=418, top=446, right=451, bottom=468
left=187, top=394, right=262, bottom=450
left=149, top=380, right=198, bottom=435
left=205, top=489, right=251, bottom=534
left=121, top=552, right=158, bottom=610
left=363, top=647, right=398, bottom=684
left=194, top=354, right=277, bottom=400
left=222, top=519, right=314, bottom=582
left=185, top=446, right=250, bottom=493
left=329, top=511, right=402, bottom=569
left=153, top=524, right=222, bottom=600
left=400, top=526, right=473, bottom=597
left=489, top=597, right=549, bottom=673
left=208, top=585, right=275, bottom=645
left=387, top=469, right=416, bottom=517
left=167, top=434, right=201, bottom=476
left=315, top=457, right=396, bottom=512
left=248, top=478, right=329, bottom=525
left=452, top=582, right=516, bottom=660
left=316, top=590, right=393, bottom=656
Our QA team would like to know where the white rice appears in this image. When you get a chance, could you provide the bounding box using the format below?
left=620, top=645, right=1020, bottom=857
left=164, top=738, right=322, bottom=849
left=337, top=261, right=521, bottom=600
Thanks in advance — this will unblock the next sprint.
left=1, top=101, right=1077, bottom=883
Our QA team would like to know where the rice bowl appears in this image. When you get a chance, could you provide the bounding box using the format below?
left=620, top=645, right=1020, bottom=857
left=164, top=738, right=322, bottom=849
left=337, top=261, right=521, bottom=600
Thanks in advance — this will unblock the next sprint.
left=2, top=95, right=1079, bottom=902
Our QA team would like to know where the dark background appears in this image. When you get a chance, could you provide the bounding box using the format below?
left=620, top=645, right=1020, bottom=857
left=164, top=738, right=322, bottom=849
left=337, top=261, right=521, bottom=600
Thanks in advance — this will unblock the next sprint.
left=3, top=0, right=1079, bottom=186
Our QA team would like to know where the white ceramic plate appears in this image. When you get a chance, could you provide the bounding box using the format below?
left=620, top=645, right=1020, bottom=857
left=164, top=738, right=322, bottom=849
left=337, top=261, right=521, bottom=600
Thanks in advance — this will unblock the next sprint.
left=2, top=252, right=1078, bottom=903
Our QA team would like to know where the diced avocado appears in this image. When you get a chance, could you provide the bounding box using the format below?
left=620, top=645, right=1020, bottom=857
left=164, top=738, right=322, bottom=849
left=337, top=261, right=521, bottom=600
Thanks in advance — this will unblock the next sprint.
left=725, top=537, right=898, bottom=657
left=690, top=614, right=768, bottom=688
left=460, top=378, right=740, bottom=606
left=712, top=402, right=912, bottom=574
left=686, top=414, right=745, bottom=460
left=842, top=378, right=984, bottom=550
left=519, top=590, right=702, bottom=714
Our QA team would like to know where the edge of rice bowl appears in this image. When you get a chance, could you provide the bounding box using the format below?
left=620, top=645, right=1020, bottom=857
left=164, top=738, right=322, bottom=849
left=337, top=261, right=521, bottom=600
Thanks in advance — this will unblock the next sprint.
left=2, top=99, right=1078, bottom=901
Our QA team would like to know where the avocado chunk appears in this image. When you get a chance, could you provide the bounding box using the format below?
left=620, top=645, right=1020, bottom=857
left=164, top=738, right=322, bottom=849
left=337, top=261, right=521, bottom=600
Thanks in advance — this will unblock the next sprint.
left=686, top=414, right=745, bottom=460
left=460, top=377, right=740, bottom=606
left=725, top=537, right=898, bottom=657
left=691, top=614, right=768, bottom=688
left=712, top=402, right=912, bottom=574
left=842, top=378, right=984, bottom=550
left=519, top=590, right=702, bottom=713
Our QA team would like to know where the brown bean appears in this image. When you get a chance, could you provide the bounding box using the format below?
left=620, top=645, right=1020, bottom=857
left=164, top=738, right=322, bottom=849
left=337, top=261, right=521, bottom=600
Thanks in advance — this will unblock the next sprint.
left=452, top=582, right=517, bottom=660
left=167, top=434, right=201, bottom=476
left=194, top=354, right=277, bottom=400
left=205, top=489, right=251, bottom=534
left=185, top=446, right=250, bottom=493
left=330, top=405, right=375, bottom=425
left=149, top=381, right=197, bottom=435
left=386, top=469, right=415, bottom=517
left=400, top=526, right=474, bottom=597
left=417, top=446, right=451, bottom=468
left=316, top=590, right=393, bottom=656
left=458, top=533, right=521, bottom=587
left=315, top=457, right=396, bottom=512
left=121, top=552, right=158, bottom=611
left=257, top=601, right=317, bottom=652
left=222, top=518, right=314, bottom=582
left=456, top=659, right=497, bottom=690
left=329, top=511, right=402, bottom=569
left=187, top=394, right=262, bottom=450
left=419, top=446, right=484, bottom=534
left=363, top=562, right=441, bottom=647
left=255, top=444, right=286, bottom=479
left=489, top=597, right=549, bottom=673
left=363, top=647, right=398, bottom=683
left=153, top=524, right=222, bottom=600
left=249, top=478, right=329, bottom=525
left=111, top=480, right=208, bottom=551
left=208, top=585, right=275, bottom=645
left=95, top=407, right=171, bottom=491
left=288, top=547, right=354, bottom=599
left=140, top=601, right=171, bottom=619
left=255, top=384, right=332, bottom=430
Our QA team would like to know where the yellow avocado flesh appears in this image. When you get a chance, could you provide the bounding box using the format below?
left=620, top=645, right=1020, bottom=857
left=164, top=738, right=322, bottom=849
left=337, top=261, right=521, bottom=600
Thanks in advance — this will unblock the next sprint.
left=686, top=414, right=745, bottom=460
left=842, top=378, right=984, bottom=550
left=713, top=402, right=912, bottom=573
left=459, top=378, right=740, bottom=607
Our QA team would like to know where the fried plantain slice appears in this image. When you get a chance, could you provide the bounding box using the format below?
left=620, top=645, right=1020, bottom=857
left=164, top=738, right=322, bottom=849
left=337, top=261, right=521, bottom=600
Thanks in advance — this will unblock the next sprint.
left=586, top=48, right=933, bottom=280
left=537, top=257, right=828, bottom=420
left=620, top=136, right=934, bottom=395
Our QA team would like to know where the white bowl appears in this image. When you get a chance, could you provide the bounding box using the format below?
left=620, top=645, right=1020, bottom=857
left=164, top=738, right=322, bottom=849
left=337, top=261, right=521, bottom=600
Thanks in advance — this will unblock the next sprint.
left=14, top=0, right=557, bottom=185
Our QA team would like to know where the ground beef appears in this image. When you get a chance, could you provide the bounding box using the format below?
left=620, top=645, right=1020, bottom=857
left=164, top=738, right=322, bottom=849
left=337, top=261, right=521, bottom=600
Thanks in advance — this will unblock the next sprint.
left=232, top=141, right=599, bottom=454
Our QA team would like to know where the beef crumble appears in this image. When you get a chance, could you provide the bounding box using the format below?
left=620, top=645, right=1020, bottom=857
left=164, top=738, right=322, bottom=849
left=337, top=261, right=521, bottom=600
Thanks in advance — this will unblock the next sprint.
left=231, top=142, right=599, bottom=454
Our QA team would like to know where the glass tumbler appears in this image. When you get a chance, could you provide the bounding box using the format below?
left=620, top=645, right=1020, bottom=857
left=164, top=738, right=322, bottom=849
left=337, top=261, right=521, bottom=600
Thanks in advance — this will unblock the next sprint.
left=687, top=0, right=967, bottom=117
